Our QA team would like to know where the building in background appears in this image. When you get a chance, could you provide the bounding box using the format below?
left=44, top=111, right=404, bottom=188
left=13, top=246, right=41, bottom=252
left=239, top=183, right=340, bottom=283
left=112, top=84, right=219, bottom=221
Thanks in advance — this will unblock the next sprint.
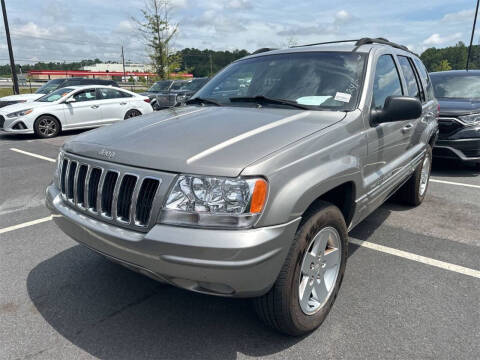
left=81, top=62, right=153, bottom=73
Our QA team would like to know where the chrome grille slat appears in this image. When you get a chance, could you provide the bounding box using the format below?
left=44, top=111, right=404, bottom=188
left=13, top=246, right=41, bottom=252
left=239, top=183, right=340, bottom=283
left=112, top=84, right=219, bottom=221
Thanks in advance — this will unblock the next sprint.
left=59, top=153, right=164, bottom=232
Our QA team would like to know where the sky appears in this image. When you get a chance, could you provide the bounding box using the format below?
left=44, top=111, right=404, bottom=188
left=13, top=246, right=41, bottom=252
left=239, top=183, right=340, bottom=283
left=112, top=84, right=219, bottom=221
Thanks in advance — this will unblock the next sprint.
left=0, top=0, right=477, bottom=65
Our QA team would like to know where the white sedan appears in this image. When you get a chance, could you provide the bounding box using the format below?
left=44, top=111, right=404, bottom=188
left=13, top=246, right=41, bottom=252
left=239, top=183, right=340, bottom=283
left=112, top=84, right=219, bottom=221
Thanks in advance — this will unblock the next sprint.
left=0, top=85, right=153, bottom=138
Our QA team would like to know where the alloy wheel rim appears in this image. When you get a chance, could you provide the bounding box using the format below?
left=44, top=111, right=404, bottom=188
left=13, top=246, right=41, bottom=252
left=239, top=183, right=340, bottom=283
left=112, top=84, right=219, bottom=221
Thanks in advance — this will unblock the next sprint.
left=419, top=154, right=431, bottom=196
left=128, top=110, right=140, bottom=118
left=298, top=226, right=341, bottom=315
left=38, top=118, right=56, bottom=136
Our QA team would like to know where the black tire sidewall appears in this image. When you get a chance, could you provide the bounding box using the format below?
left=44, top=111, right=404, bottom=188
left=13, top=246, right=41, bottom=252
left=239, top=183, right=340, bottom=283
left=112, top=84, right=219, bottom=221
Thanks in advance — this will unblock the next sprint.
left=34, top=116, right=60, bottom=138
left=413, top=145, right=433, bottom=205
left=124, top=109, right=141, bottom=119
left=285, top=204, right=348, bottom=334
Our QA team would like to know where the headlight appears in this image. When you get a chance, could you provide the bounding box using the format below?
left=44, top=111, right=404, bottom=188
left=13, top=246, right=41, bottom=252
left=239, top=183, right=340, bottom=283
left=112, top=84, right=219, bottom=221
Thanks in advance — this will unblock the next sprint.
left=458, top=113, right=480, bottom=126
left=7, top=108, right=33, bottom=118
left=176, top=94, right=187, bottom=102
left=159, top=175, right=268, bottom=228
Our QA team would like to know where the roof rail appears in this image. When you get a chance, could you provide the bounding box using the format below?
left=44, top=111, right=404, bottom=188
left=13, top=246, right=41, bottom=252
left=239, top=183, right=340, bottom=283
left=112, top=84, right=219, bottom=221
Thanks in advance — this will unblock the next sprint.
left=252, top=48, right=277, bottom=54
left=354, top=37, right=416, bottom=54
left=290, top=39, right=359, bottom=48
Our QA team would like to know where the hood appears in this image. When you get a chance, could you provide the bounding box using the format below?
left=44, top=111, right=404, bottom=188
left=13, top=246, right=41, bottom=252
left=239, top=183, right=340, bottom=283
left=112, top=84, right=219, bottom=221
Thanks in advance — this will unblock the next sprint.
left=0, top=93, right=44, bottom=102
left=65, top=106, right=346, bottom=177
left=0, top=100, right=51, bottom=114
left=438, top=98, right=480, bottom=117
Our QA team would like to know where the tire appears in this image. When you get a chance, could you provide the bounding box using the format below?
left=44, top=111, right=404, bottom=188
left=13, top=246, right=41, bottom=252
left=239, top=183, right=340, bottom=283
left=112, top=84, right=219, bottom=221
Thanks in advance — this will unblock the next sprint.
left=253, top=201, right=348, bottom=336
left=124, top=109, right=142, bottom=119
left=151, top=101, right=160, bottom=111
left=394, top=145, right=432, bottom=206
left=34, top=115, right=61, bottom=138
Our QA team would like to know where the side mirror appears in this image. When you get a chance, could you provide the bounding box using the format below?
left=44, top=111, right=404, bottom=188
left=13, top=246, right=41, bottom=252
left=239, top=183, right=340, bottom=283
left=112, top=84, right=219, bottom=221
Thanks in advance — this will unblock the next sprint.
left=371, top=96, right=422, bottom=124
left=65, top=97, right=76, bottom=104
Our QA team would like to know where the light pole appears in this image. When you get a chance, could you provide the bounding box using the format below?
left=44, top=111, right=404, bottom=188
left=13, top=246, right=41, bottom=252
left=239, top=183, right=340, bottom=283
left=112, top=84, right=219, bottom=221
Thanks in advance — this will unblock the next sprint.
left=466, top=0, right=480, bottom=71
left=1, top=0, right=19, bottom=94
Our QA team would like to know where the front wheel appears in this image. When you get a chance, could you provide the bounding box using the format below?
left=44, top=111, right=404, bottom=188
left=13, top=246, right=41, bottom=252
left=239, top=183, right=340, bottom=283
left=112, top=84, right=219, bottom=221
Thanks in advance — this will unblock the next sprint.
left=34, top=115, right=61, bottom=138
left=253, top=202, right=348, bottom=336
left=393, top=145, right=432, bottom=206
left=124, top=109, right=142, bottom=119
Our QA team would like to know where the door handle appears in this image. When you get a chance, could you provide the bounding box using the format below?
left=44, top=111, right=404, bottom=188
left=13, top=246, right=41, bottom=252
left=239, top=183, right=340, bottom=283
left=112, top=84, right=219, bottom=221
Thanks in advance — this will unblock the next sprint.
left=402, top=123, right=414, bottom=133
left=120, top=102, right=127, bottom=105
left=91, top=105, right=99, bottom=109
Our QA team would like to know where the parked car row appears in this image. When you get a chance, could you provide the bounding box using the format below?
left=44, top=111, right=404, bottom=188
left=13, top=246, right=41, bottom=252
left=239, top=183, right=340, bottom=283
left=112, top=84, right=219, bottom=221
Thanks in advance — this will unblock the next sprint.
left=0, top=85, right=152, bottom=138
left=140, top=77, right=209, bottom=110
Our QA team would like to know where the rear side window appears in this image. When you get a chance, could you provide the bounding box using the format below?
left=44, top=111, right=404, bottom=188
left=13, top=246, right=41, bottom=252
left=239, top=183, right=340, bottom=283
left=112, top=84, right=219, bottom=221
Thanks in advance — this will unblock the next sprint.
left=97, top=88, right=132, bottom=99
left=412, top=58, right=435, bottom=101
left=372, top=55, right=403, bottom=110
left=398, top=56, right=421, bottom=99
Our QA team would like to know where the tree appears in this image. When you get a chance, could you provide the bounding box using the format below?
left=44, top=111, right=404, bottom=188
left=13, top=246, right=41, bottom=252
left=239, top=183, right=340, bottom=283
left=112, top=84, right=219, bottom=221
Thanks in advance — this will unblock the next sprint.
left=134, top=0, right=178, bottom=79
left=435, top=59, right=452, bottom=72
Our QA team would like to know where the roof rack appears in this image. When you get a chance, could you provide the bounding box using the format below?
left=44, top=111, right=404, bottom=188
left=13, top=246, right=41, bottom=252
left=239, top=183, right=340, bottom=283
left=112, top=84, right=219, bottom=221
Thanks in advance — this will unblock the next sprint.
left=290, top=37, right=417, bottom=55
left=252, top=48, right=277, bottom=54
left=290, top=39, right=359, bottom=48
left=354, top=37, right=412, bottom=53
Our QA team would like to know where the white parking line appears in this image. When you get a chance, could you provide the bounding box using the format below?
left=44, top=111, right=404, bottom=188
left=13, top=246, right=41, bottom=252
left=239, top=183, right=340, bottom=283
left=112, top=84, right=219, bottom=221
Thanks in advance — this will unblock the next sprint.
left=350, top=238, right=480, bottom=279
left=430, top=178, right=480, bottom=189
left=10, top=148, right=56, bottom=163
left=0, top=216, right=53, bottom=235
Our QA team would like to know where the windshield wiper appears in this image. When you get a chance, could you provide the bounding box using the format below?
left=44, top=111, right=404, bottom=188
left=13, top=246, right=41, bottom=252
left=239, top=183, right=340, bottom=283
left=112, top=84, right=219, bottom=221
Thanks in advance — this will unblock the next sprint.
left=229, top=95, right=310, bottom=110
left=185, top=97, right=222, bottom=106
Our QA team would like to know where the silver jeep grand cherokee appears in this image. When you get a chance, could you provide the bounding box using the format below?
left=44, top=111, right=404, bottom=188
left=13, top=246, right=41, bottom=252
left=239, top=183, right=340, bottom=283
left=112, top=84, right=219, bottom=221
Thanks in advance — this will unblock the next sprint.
left=46, top=38, right=438, bottom=335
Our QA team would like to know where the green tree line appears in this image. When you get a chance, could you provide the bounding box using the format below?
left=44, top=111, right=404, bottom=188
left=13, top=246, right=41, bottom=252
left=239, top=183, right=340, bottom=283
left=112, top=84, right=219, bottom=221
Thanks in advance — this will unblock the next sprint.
left=0, top=59, right=102, bottom=76
left=420, top=41, right=479, bottom=72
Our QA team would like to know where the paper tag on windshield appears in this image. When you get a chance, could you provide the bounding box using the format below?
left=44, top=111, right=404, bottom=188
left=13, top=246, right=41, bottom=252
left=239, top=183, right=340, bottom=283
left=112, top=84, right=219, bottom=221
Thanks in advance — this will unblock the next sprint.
left=334, top=92, right=351, bottom=103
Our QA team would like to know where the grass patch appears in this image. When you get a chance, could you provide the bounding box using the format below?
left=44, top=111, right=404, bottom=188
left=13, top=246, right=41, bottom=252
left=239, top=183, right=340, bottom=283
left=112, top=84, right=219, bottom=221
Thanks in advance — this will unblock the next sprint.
left=0, top=87, right=39, bottom=97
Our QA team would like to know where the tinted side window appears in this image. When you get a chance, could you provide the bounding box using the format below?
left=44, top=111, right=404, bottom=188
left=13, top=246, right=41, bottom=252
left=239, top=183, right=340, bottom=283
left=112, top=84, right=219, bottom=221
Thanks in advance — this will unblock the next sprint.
left=73, top=89, right=97, bottom=102
left=413, top=58, right=435, bottom=101
left=398, top=56, right=421, bottom=99
left=98, top=88, right=132, bottom=99
left=372, top=55, right=403, bottom=110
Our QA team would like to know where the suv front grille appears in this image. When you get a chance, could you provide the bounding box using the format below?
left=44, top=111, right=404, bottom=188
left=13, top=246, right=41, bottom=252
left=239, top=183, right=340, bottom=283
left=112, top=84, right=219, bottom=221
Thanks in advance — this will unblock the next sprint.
left=59, top=154, right=165, bottom=230
left=0, top=115, right=5, bottom=129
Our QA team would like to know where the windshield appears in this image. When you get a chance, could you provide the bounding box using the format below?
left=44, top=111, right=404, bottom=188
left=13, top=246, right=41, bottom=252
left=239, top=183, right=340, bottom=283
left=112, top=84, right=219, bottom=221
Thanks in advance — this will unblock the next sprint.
left=431, top=74, right=480, bottom=99
left=171, top=81, right=186, bottom=91
left=193, top=52, right=366, bottom=110
left=180, top=78, right=209, bottom=92
left=148, top=81, right=172, bottom=92
left=36, top=88, right=74, bottom=102
left=35, top=79, right=64, bottom=94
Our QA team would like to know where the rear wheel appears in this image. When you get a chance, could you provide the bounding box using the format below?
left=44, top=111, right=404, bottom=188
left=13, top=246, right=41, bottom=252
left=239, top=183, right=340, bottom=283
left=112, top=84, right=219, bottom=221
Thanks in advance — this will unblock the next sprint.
left=34, top=115, right=60, bottom=138
left=124, top=109, right=142, bottom=119
left=253, top=202, right=348, bottom=336
left=394, top=145, right=432, bottom=206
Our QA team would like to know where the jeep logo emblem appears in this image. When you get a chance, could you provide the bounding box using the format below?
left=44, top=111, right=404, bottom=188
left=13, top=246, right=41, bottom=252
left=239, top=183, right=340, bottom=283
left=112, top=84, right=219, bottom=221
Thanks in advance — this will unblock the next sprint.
left=98, top=149, right=116, bottom=159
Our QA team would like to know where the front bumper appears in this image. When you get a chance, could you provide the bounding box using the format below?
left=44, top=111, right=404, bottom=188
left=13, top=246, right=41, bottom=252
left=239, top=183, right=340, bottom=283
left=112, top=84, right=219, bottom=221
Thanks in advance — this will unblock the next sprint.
left=46, top=184, right=300, bottom=297
left=434, top=138, right=480, bottom=162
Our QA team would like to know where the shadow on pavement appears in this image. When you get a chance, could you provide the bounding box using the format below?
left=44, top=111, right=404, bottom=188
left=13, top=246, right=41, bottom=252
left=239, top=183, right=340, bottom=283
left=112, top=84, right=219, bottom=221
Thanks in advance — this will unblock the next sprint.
left=27, top=245, right=302, bottom=360
left=0, top=129, right=90, bottom=142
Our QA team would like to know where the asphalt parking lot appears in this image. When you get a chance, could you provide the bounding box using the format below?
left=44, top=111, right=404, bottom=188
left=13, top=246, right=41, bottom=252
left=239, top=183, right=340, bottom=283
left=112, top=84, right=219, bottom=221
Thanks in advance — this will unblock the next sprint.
left=1, top=130, right=479, bottom=360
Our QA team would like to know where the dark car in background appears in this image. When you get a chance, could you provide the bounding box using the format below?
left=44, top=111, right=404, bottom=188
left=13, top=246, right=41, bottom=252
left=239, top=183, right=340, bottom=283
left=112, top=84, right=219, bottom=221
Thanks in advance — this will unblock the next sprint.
left=140, top=79, right=186, bottom=110
left=430, top=70, right=480, bottom=164
left=0, top=77, right=119, bottom=108
left=155, top=77, right=209, bottom=109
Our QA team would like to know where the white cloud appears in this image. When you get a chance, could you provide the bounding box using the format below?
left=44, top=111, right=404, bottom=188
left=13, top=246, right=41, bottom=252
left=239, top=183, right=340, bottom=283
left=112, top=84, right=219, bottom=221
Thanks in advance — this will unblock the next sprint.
left=335, top=10, right=351, bottom=23
left=441, top=9, right=474, bottom=23
left=423, top=32, right=462, bottom=45
left=14, top=22, right=51, bottom=38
